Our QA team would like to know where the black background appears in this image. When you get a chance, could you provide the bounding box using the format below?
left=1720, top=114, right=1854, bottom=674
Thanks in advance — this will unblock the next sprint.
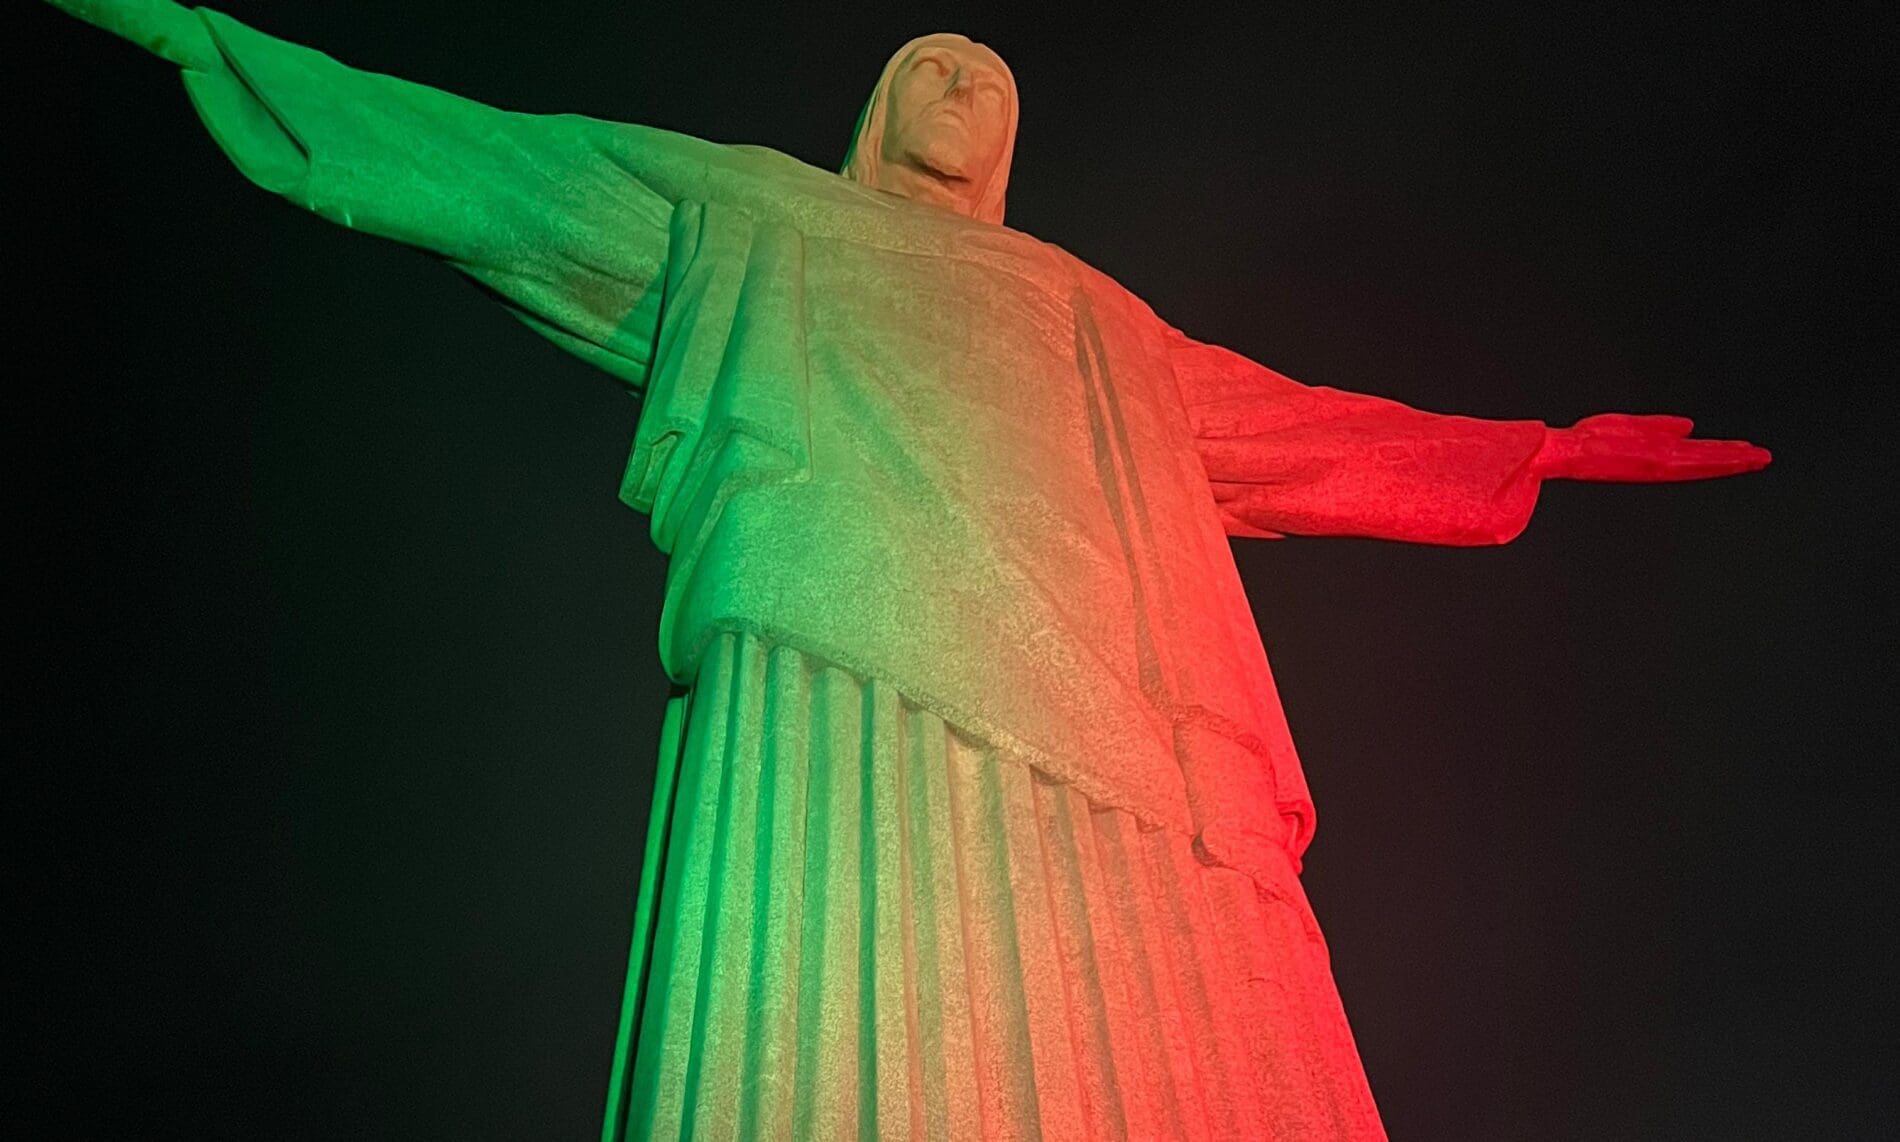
left=18, top=1, right=1893, bottom=1137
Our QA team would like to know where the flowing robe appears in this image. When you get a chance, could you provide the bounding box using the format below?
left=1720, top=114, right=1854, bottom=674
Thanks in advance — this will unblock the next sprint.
left=179, top=11, right=1552, bottom=1137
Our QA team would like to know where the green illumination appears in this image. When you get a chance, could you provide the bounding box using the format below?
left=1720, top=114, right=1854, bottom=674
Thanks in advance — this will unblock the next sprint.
left=42, top=4, right=1767, bottom=1136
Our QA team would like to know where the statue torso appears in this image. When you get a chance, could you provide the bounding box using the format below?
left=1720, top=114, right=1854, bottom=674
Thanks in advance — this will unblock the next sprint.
left=625, top=152, right=1311, bottom=874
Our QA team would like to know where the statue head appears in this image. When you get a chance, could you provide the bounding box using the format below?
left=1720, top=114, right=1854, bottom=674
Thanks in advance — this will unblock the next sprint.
left=841, top=34, right=1018, bottom=225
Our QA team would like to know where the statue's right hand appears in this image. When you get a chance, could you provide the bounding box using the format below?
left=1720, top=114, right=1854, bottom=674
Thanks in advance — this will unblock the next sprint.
left=44, top=0, right=218, bottom=72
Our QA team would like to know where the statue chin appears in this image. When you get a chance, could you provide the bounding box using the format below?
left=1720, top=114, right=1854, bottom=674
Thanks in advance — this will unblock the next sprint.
left=880, top=146, right=983, bottom=213
left=910, top=132, right=981, bottom=181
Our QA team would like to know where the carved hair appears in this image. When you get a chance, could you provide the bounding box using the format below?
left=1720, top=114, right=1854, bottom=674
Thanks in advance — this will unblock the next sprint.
left=840, top=33, right=1018, bottom=226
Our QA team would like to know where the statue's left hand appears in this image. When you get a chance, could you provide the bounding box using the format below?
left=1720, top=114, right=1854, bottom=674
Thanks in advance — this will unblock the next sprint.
left=1532, top=413, right=1772, bottom=481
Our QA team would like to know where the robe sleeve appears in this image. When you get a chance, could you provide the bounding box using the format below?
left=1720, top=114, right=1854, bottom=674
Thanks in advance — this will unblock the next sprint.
left=177, top=8, right=746, bottom=390
left=1168, top=328, right=1554, bottom=546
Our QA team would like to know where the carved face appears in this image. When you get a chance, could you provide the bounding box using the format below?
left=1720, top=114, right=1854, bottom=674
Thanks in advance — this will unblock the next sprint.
left=877, top=39, right=1014, bottom=215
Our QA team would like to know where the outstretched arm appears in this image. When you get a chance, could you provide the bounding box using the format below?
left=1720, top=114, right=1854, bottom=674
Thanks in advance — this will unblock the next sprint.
left=1170, top=329, right=1769, bottom=546
left=45, top=0, right=217, bottom=69
left=44, top=0, right=756, bottom=389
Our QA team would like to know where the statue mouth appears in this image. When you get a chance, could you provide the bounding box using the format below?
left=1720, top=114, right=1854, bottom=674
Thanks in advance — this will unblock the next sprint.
left=917, top=158, right=972, bottom=185
left=930, top=102, right=976, bottom=128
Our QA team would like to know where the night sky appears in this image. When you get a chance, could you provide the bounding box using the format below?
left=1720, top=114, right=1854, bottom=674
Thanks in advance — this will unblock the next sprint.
left=19, top=2, right=1892, bottom=1137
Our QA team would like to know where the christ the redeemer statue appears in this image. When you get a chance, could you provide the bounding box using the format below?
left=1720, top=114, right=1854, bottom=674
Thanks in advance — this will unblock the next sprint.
left=48, top=3, right=1769, bottom=1139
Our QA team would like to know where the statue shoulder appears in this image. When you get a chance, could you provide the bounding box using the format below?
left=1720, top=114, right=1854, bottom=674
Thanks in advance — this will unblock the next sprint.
left=721, top=143, right=855, bottom=196
left=1046, top=241, right=1163, bottom=326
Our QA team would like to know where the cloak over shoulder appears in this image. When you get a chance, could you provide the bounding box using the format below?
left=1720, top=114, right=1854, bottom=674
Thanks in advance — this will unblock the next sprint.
left=180, top=9, right=1553, bottom=892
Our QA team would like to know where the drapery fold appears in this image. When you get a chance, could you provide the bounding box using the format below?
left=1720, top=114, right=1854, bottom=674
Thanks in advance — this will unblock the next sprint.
left=615, top=632, right=1386, bottom=1140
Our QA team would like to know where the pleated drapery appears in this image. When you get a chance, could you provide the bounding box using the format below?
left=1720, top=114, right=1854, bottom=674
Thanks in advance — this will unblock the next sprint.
left=611, top=632, right=1385, bottom=1140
